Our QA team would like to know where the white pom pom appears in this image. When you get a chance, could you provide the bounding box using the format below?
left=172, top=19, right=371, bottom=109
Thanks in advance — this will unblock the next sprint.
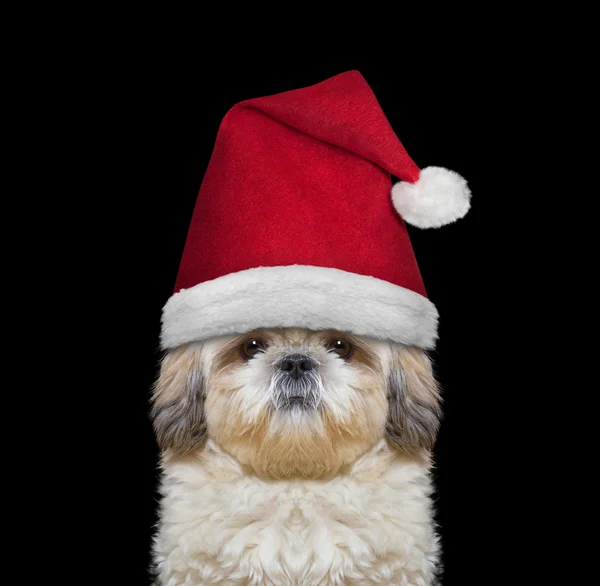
left=391, top=166, right=471, bottom=229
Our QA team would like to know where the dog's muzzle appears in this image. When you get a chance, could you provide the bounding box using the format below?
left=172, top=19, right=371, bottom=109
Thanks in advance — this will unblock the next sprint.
left=273, top=354, right=320, bottom=410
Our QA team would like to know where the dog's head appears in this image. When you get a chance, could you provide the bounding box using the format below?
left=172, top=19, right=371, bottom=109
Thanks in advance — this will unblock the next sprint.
left=152, top=328, right=441, bottom=478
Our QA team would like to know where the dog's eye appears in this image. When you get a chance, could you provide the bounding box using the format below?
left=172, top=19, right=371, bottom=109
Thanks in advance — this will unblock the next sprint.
left=327, top=339, right=353, bottom=359
left=241, top=339, right=266, bottom=359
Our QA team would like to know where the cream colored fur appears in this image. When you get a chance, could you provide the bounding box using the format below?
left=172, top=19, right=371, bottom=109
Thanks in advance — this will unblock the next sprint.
left=154, top=439, right=439, bottom=585
left=152, top=330, right=441, bottom=585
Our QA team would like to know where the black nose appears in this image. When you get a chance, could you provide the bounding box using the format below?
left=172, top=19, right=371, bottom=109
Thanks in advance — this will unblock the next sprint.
left=279, top=354, right=316, bottom=380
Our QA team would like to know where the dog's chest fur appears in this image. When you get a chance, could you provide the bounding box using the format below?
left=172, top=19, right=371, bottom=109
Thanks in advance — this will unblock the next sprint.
left=154, top=441, right=439, bottom=586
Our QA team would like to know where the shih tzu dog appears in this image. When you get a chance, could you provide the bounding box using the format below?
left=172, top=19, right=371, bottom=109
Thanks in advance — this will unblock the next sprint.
left=151, top=327, right=442, bottom=585
left=149, top=68, right=472, bottom=586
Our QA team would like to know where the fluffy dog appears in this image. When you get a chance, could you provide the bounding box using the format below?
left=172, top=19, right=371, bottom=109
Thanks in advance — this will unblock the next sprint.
left=151, top=327, right=442, bottom=585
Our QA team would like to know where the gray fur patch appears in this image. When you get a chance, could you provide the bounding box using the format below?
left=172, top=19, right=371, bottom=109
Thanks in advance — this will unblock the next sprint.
left=152, top=368, right=206, bottom=454
left=386, top=368, right=441, bottom=452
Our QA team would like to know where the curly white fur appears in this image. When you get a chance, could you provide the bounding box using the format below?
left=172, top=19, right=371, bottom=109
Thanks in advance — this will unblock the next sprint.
left=391, top=166, right=471, bottom=229
left=153, top=439, right=439, bottom=585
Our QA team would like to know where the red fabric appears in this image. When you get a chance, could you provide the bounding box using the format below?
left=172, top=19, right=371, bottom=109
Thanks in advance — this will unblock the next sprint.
left=244, top=70, right=421, bottom=184
left=174, top=70, right=427, bottom=298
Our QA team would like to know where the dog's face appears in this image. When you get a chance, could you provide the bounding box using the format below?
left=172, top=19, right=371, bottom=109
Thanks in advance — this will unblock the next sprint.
left=152, top=328, right=441, bottom=479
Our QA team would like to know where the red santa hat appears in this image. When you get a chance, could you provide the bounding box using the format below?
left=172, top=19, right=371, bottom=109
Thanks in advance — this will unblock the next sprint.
left=161, top=70, right=471, bottom=350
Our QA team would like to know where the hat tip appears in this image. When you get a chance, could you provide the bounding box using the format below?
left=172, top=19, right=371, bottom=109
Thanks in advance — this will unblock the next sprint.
left=391, top=166, right=471, bottom=229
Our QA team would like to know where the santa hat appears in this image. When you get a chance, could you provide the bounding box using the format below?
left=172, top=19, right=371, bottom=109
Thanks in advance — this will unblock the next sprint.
left=161, top=70, right=470, bottom=351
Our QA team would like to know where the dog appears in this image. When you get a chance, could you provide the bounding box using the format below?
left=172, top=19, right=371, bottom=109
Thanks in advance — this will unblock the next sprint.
left=151, top=327, right=442, bottom=585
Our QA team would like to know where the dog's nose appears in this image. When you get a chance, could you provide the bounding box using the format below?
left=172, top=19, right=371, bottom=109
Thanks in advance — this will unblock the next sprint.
left=279, top=354, right=316, bottom=380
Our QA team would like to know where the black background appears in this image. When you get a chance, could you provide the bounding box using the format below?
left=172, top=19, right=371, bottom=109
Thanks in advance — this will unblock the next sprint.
left=103, top=53, right=540, bottom=585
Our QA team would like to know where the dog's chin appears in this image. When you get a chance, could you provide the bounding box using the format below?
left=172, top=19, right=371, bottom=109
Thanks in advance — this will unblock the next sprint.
left=221, top=428, right=376, bottom=480
left=205, top=358, right=388, bottom=478
left=276, top=401, right=317, bottom=416
left=209, top=397, right=384, bottom=480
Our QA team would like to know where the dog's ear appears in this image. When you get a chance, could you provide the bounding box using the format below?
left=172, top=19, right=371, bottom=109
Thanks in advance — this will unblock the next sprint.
left=386, top=345, right=442, bottom=453
left=151, top=343, right=207, bottom=454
